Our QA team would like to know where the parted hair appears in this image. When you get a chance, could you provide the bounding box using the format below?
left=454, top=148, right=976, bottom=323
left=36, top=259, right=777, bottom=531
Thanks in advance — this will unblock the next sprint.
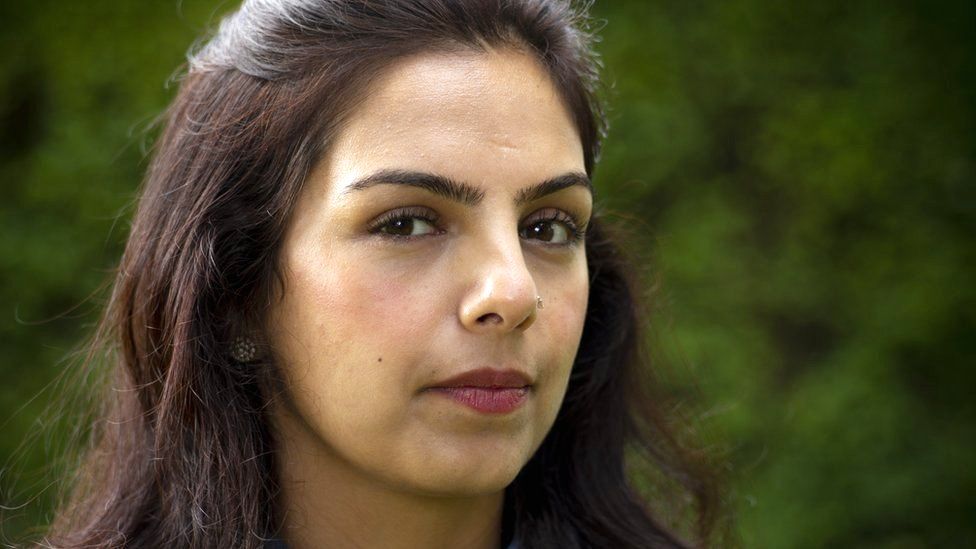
left=44, top=1, right=721, bottom=547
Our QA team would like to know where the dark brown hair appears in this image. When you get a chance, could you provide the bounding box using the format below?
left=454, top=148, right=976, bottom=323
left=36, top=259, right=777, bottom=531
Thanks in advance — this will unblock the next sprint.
left=44, top=1, right=721, bottom=547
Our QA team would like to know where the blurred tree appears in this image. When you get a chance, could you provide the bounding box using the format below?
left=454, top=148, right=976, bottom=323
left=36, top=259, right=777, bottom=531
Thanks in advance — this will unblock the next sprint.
left=0, top=1, right=235, bottom=540
left=590, top=0, right=976, bottom=546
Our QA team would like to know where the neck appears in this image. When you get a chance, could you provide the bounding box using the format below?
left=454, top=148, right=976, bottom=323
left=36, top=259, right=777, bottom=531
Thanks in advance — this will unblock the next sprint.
left=272, top=410, right=505, bottom=549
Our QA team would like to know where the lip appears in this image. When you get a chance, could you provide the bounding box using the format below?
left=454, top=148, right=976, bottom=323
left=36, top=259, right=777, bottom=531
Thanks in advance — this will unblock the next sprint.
left=429, top=368, right=532, bottom=389
left=425, top=368, right=533, bottom=414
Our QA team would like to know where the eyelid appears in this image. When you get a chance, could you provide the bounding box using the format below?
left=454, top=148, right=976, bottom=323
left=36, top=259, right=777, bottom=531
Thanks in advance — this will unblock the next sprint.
left=366, top=205, right=590, bottom=245
left=522, top=207, right=588, bottom=232
left=368, top=206, right=439, bottom=227
left=367, top=206, right=442, bottom=238
left=520, top=207, right=588, bottom=247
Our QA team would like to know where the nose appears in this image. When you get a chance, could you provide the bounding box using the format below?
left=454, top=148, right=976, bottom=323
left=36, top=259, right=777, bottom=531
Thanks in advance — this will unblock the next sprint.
left=458, top=236, right=538, bottom=334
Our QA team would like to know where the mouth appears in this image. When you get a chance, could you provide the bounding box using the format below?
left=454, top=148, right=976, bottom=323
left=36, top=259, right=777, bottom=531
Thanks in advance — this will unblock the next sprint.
left=429, top=368, right=532, bottom=389
left=425, top=368, right=533, bottom=414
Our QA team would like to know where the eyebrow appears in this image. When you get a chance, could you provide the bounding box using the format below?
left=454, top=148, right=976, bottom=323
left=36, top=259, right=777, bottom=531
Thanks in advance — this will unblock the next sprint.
left=342, top=169, right=592, bottom=206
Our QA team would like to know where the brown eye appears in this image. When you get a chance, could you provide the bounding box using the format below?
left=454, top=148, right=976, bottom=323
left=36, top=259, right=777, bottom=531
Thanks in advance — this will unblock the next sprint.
left=520, top=219, right=572, bottom=244
left=371, top=209, right=440, bottom=239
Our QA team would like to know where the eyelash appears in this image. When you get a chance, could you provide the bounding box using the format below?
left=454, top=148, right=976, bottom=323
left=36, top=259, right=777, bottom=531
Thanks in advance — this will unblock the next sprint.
left=367, top=207, right=588, bottom=247
left=522, top=209, right=588, bottom=246
left=369, top=207, right=443, bottom=238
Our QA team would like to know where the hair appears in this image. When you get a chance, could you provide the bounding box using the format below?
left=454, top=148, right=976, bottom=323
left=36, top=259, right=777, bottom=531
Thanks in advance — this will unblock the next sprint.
left=42, top=1, right=722, bottom=547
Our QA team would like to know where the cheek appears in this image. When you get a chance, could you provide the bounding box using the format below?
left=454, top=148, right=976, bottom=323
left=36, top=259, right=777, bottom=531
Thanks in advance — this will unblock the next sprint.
left=535, top=260, right=589, bottom=398
left=328, top=256, right=442, bottom=351
left=271, top=245, right=446, bottom=421
left=286, top=247, right=436, bottom=352
left=270, top=248, right=436, bottom=444
left=545, top=259, right=589, bottom=350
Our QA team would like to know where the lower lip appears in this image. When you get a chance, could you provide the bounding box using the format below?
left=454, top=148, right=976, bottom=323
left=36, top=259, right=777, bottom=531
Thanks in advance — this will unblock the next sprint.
left=429, top=387, right=529, bottom=414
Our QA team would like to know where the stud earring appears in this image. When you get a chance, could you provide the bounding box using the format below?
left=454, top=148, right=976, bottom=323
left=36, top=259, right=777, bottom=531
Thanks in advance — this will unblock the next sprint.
left=229, top=335, right=259, bottom=363
left=536, top=295, right=544, bottom=309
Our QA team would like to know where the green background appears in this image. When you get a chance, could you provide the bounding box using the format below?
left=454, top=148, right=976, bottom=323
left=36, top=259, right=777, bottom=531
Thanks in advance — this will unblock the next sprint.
left=1, top=1, right=973, bottom=546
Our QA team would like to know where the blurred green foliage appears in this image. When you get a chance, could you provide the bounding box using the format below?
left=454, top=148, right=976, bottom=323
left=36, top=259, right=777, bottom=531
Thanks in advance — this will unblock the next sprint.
left=1, top=1, right=973, bottom=546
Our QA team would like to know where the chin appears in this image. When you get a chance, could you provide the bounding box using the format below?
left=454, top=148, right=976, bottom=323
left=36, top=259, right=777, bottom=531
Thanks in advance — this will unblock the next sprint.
left=400, top=443, right=530, bottom=498
left=415, top=471, right=519, bottom=499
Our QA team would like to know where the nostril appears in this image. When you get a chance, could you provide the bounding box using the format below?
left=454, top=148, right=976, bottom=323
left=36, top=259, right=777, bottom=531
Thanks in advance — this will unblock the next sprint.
left=477, top=313, right=503, bottom=325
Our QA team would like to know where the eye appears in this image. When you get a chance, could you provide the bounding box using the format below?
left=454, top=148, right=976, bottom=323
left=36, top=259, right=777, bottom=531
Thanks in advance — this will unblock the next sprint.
left=369, top=207, right=441, bottom=239
left=521, top=220, right=570, bottom=243
left=519, top=210, right=586, bottom=246
left=379, top=216, right=437, bottom=237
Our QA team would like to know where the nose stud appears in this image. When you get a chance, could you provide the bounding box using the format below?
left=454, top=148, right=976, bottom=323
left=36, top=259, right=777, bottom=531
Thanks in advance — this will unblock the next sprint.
left=536, top=295, right=544, bottom=309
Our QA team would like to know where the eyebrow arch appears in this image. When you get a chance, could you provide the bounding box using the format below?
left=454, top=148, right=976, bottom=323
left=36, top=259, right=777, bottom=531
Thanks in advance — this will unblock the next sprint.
left=343, top=169, right=592, bottom=207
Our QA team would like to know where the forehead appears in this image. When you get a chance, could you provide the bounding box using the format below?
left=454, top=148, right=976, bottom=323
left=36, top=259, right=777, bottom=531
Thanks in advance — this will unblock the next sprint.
left=319, top=48, right=586, bottom=192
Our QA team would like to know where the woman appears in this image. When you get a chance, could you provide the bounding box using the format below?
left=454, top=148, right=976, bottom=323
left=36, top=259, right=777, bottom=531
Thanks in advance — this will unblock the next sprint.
left=45, top=0, right=721, bottom=547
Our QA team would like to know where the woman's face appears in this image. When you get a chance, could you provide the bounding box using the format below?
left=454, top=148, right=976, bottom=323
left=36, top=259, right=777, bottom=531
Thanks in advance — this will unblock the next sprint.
left=267, top=48, right=592, bottom=498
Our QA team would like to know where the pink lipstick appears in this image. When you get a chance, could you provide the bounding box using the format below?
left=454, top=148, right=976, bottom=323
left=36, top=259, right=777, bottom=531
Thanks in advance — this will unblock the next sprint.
left=427, top=368, right=532, bottom=414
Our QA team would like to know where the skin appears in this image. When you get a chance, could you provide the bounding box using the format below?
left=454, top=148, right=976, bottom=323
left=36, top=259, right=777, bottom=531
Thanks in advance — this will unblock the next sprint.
left=266, top=47, right=592, bottom=549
